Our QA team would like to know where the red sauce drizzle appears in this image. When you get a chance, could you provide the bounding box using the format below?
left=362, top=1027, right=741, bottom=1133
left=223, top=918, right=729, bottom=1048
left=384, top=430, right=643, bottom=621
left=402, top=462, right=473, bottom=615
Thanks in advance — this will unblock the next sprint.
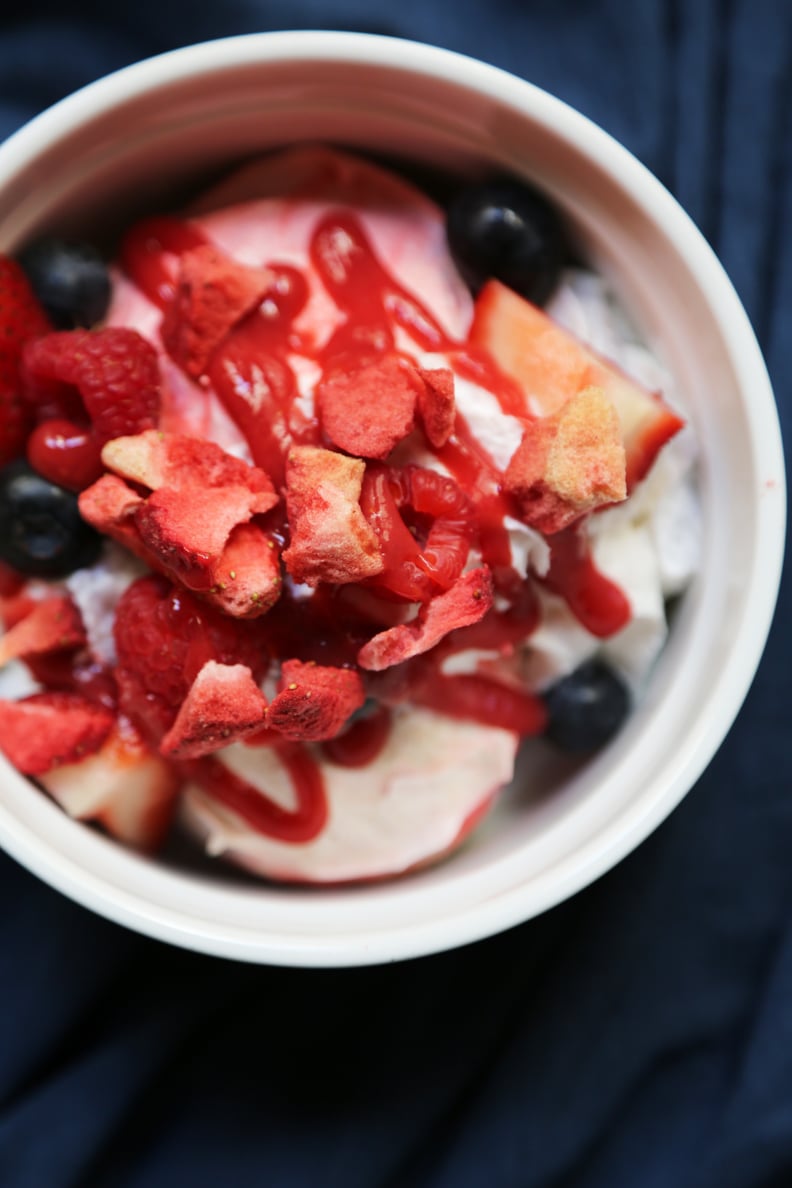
left=542, top=526, right=631, bottom=638
left=321, top=706, right=392, bottom=768
left=188, top=747, right=327, bottom=843
left=119, top=217, right=208, bottom=308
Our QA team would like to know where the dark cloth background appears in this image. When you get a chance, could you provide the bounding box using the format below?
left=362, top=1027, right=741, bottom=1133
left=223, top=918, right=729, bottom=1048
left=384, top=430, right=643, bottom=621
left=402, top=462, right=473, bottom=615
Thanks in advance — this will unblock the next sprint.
left=1, top=3, right=790, bottom=1185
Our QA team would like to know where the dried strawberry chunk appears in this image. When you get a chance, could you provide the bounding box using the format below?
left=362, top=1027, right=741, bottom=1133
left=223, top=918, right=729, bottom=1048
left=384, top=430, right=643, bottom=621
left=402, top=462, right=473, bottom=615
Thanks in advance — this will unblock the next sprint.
left=416, top=366, right=455, bottom=448
left=78, top=473, right=149, bottom=560
left=23, top=327, right=160, bottom=444
left=0, top=691, right=114, bottom=775
left=205, top=521, right=283, bottom=619
left=161, top=244, right=274, bottom=378
left=505, top=386, right=627, bottom=534
left=134, top=483, right=267, bottom=590
left=267, top=659, right=365, bottom=742
left=357, top=566, right=494, bottom=671
left=160, top=661, right=269, bottom=759
left=283, top=446, right=383, bottom=586
left=102, top=430, right=277, bottom=510
left=0, top=256, right=52, bottom=465
left=0, top=594, right=85, bottom=667
left=317, top=355, right=418, bottom=459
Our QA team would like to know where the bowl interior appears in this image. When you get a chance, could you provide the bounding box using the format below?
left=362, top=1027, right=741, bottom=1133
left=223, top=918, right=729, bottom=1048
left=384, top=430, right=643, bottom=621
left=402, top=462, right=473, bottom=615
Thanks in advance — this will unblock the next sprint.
left=0, top=34, right=783, bottom=965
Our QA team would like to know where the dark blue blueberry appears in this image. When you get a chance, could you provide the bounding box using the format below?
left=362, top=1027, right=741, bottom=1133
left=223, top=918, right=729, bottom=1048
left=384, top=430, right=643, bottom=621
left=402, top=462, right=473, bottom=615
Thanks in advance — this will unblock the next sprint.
left=17, top=238, right=111, bottom=329
left=543, top=659, right=630, bottom=752
left=446, top=180, right=567, bottom=305
left=0, top=461, right=102, bottom=578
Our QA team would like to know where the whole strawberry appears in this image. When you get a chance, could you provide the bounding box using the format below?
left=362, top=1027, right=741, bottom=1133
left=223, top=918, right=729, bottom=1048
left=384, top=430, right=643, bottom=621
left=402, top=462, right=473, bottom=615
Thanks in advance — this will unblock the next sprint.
left=0, top=256, right=51, bottom=466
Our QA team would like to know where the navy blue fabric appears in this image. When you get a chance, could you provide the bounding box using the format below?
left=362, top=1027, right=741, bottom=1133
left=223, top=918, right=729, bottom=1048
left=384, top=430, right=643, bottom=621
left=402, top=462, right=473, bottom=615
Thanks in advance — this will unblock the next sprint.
left=1, top=3, right=790, bottom=1185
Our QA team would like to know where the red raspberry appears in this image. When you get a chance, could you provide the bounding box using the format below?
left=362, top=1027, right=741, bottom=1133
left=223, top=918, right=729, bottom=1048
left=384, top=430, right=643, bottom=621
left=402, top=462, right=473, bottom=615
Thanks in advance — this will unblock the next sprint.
left=0, top=256, right=52, bottom=465
left=22, top=327, right=161, bottom=444
left=113, top=574, right=269, bottom=744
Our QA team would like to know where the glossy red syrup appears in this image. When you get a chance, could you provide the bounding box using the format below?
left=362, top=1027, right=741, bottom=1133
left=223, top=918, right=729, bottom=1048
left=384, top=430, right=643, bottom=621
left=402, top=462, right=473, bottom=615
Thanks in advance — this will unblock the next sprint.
left=116, top=207, right=635, bottom=840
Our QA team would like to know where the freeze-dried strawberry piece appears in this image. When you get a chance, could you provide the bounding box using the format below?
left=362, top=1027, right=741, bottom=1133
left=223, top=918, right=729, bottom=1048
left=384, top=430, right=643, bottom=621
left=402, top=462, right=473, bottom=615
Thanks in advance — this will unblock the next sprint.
left=102, top=430, right=277, bottom=510
left=267, top=659, right=365, bottom=742
left=205, top=521, right=283, bottom=619
left=41, top=715, right=180, bottom=850
left=416, top=366, right=455, bottom=448
left=161, top=244, right=274, bottom=378
left=0, top=595, right=85, bottom=667
left=23, top=328, right=161, bottom=444
left=0, top=691, right=114, bottom=775
left=160, top=661, right=269, bottom=760
left=505, top=386, right=627, bottom=534
left=134, top=483, right=266, bottom=590
left=78, top=473, right=149, bottom=560
left=317, top=355, right=418, bottom=459
left=283, top=446, right=383, bottom=586
left=357, top=566, right=494, bottom=671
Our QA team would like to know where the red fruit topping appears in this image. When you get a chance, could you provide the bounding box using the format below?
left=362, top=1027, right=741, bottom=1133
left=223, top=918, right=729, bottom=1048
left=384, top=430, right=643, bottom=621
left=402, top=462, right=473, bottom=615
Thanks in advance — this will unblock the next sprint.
left=113, top=573, right=269, bottom=744
left=357, top=566, right=494, bottom=671
left=204, top=521, right=282, bottom=619
left=283, top=446, right=383, bottom=586
left=27, top=418, right=104, bottom=491
left=78, top=473, right=148, bottom=560
left=317, top=355, right=418, bottom=459
left=416, top=366, right=456, bottom=448
left=102, top=430, right=277, bottom=509
left=0, top=563, right=25, bottom=599
left=360, top=464, right=474, bottom=601
left=0, top=691, right=114, bottom=775
left=160, top=661, right=269, bottom=760
left=134, top=483, right=268, bottom=590
left=119, top=216, right=209, bottom=309
left=413, top=673, right=547, bottom=736
left=23, top=327, right=161, bottom=444
left=469, top=279, right=684, bottom=488
left=0, top=594, right=85, bottom=666
left=267, top=659, right=365, bottom=742
left=320, top=705, right=392, bottom=768
left=161, top=243, right=275, bottom=377
left=542, top=525, right=632, bottom=638
left=0, top=256, right=52, bottom=465
left=41, top=714, right=180, bottom=850
left=504, top=387, right=627, bottom=534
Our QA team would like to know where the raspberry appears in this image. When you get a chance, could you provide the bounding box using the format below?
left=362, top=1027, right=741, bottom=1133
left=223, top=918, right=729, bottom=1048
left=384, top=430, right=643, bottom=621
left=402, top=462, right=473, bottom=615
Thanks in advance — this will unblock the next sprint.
left=113, top=574, right=269, bottom=743
left=0, top=256, right=52, bottom=465
left=22, top=327, right=161, bottom=444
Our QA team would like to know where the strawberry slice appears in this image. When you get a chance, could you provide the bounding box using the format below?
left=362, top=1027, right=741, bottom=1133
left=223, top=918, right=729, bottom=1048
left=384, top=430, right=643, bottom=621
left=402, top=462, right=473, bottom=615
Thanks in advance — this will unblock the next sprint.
left=267, top=659, right=365, bottom=742
left=357, top=567, right=494, bottom=671
left=0, top=691, right=114, bottom=775
left=0, top=594, right=86, bottom=667
left=160, top=661, right=269, bottom=759
left=469, top=279, right=684, bottom=488
left=40, top=715, right=180, bottom=850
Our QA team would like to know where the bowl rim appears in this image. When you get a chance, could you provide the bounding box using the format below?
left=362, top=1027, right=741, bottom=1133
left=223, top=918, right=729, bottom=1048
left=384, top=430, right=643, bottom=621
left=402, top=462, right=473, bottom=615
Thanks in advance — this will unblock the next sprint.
left=0, top=30, right=785, bottom=966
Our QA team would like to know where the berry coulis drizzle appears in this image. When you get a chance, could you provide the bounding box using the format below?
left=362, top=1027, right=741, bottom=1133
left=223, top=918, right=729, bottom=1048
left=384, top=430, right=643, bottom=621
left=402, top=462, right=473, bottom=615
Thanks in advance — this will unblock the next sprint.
left=118, top=208, right=631, bottom=842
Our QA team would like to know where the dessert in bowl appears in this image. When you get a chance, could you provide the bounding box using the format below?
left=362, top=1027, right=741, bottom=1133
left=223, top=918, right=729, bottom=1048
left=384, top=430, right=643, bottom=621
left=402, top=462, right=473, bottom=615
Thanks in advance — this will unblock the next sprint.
left=0, top=33, right=784, bottom=964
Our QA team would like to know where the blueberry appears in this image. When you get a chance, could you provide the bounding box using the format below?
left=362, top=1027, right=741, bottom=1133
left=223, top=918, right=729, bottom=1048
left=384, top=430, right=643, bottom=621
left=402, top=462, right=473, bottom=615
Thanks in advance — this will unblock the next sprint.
left=0, top=461, right=102, bottom=578
left=17, top=238, right=111, bottom=329
left=543, top=659, right=630, bottom=752
left=446, top=180, right=567, bottom=305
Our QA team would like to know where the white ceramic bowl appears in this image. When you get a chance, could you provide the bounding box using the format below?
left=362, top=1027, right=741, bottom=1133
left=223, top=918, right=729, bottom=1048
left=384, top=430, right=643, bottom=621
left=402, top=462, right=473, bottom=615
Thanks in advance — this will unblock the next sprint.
left=0, top=32, right=785, bottom=966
